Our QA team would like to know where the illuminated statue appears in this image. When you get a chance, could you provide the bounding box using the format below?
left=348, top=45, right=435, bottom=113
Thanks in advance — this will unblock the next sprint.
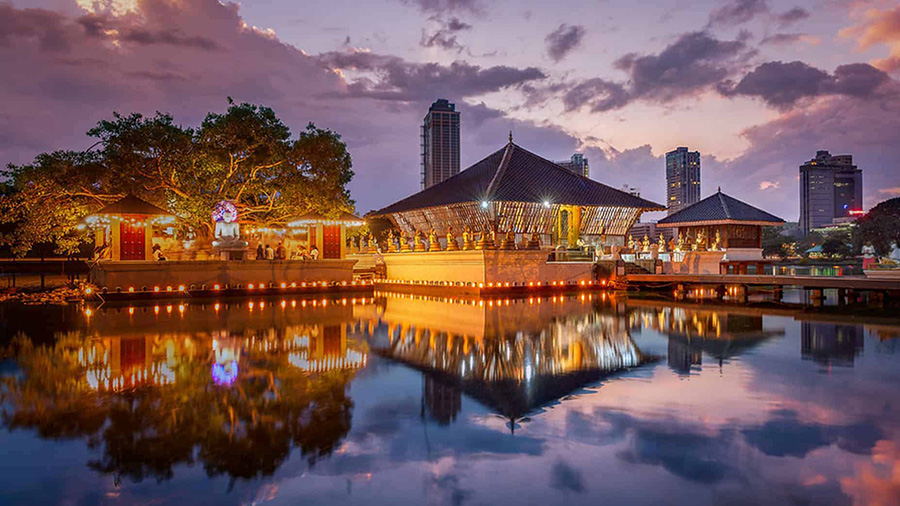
left=462, top=225, right=474, bottom=250
left=641, top=234, right=651, bottom=253
left=414, top=230, right=426, bottom=252
left=675, top=233, right=685, bottom=252
left=500, top=231, right=516, bottom=250
left=658, top=235, right=667, bottom=253
left=695, top=230, right=708, bottom=251
left=387, top=230, right=398, bottom=253
left=446, top=226, right=460, bottom=251
left=712, top=230, right=722, bottom=251
left=212, top=201, right=247, bottom=249
left=400, top=230, right=411, bottom=252
left=527, top=232, right=541, bottom=250
left=627, top=234, right=636, bottom=251
left=428, top=227, right=441, bottom=252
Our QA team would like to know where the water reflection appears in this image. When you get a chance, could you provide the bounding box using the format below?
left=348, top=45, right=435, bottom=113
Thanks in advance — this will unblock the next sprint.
left=364, top=293, right=652, bottom=424
left=0, top=294, right=897, bottom=506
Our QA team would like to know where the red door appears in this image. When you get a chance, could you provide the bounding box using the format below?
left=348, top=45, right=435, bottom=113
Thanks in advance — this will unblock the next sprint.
left=120, top=221, right=146, bottom=260
left=322, top=225, right=341, bottom=259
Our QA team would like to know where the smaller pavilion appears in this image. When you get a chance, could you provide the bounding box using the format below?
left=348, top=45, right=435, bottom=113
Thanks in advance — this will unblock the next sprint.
left=288, top=211, right=365, bottom=260
left=87, top=195, right=174, bottom=261
left=657, top=189, right=784, bottom=274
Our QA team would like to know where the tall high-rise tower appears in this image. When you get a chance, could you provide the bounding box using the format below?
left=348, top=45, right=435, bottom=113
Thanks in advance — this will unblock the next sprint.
left=665, top=147, right=701, bottom=215
left=799, top=150, right=862, bottom=233
left=421, top=99, right=460, bottom=189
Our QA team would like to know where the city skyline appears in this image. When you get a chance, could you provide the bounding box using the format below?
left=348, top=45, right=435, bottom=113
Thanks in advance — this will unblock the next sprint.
left=2, top=0, right=900, bottom=220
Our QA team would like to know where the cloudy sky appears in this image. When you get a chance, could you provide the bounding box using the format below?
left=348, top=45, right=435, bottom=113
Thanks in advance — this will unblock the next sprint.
left=3, top=0, right=900, bottom=219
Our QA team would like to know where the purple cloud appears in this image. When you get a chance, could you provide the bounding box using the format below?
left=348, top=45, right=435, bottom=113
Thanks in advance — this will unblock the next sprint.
left=718, top=61, right=890, bottom=108
left=420, top=17, right=471, bottom=51
left=545, top=24, right=586, bottom=62
left=319, top=50, right=546, bottom=102
left=708, top=0, right=769, bottom=26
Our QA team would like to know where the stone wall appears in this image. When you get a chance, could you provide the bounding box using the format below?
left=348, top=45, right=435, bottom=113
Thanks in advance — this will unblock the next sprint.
left=90, top=259, right=357, bottom=290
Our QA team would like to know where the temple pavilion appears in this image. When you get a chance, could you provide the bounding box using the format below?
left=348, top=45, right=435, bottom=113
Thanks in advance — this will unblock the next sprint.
left=87, top=194, right=175, bottom=261
left=657, top=189, right=784, bottom=250
left=370, top=139, right=664, bottom=248
left=657, top=189, right=784, bottom=274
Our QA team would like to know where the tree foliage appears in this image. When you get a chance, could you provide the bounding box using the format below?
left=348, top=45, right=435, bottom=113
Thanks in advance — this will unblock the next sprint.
left=761, top=226, right=791, bottom=259
left=0, top=100, right=354, bottom=256
left=853, top=197, right=900, bottom=255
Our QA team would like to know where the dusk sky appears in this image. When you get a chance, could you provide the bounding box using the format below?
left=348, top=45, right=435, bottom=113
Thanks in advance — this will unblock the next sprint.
left=3, top=0, right=900, bottom=220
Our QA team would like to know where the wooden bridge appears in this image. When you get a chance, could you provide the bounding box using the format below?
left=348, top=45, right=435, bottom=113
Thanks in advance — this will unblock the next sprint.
left=624, top=273, right=900, bottom=306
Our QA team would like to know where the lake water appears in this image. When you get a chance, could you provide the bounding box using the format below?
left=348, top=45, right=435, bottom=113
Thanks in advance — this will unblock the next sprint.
left=1, top=293, right=898, bottom=506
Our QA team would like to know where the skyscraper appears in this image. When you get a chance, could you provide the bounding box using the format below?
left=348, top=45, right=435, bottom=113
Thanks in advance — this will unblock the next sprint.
left=421, top=99, right=460, bottom=189
left=665, top=147, right=701, bottom=215
left=799, top=150, right=862, bottom=233
left=555, top=153, right=589, bottom=178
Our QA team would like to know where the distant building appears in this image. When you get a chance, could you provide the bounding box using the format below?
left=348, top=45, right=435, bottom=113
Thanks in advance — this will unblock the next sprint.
left=621, top=184, right=641, bottom=198
left=555, top=153, right=589, bottom=178
left=421, top=99, right=460, bottom=189
left=665, top=147, right=701, bottom=216
left=799, top=150, right=863, bottom=234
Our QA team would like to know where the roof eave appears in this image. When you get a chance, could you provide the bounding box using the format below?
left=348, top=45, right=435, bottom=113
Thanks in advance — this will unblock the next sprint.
left=657, top=219, right=785, bottom=228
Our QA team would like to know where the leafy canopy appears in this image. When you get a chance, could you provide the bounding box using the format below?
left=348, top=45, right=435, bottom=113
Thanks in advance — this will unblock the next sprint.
left=853, top=197, right=900, bottom=255
left=0, top=100, right=354, bottom=256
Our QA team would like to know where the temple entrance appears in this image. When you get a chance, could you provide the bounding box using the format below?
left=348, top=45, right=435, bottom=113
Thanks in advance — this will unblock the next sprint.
left=120, top=221, right=146, bottom=260
left=322, top=225, right=341, bottom=259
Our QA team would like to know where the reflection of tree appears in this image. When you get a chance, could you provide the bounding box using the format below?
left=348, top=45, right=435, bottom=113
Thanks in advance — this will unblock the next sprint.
left=1, top=333, right=356, bottom=485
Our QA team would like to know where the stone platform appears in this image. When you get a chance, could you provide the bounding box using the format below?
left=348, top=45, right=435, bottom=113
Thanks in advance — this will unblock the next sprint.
left=380, top=250, right=594, bottom=285
left=90, top=259, right=357, bottom=291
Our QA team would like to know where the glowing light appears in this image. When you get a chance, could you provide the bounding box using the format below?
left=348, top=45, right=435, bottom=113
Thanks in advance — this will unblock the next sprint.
left=166, top=286, right=173, bottom=292
left=178, top=285, right=185, bottom=292
left=212, top=362, right=239, bottom=386
left=543, top=200, right=550, bottom=208
left=128, top=286, right=134, bottom=292
left=280, top=282, right=287, bottom=288
left=248, top=284, right=255, bottom=290
left=214, top=284, right=221, bottom=290
left=84, top=287, right=93, bottom=295
left=480, top=201, right=489, bottom=209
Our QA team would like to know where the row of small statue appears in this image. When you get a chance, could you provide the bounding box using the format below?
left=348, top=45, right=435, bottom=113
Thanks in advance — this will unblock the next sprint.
left=627, top=230, right=723, bottom=254
left=383, top=226, right=541, bottom=252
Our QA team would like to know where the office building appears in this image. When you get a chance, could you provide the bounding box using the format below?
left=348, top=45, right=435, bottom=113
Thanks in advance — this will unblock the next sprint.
left=799, top=150, right=862, bottom=233
left=556, top=153, right=589, bottom=178
left=421, top=99, right=461, bottom=189
left=665, top=147, right=701, bottom=216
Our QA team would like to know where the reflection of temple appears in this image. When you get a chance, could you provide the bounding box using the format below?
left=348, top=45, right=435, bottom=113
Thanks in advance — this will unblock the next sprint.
left=77, top=299, right=371, bottom=391
left=359, top=294, right=653, bottom=422
left=626, top=303, right=783, bottom=375
left=423, top=376, right=462, bottom=425
left=801, top=322, right=864, bottom=367
left=80, top=336, right=175, bottom=391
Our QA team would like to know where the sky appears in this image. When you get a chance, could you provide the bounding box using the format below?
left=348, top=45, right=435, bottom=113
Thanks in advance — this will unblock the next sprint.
left=2, top=0, right=900, bottom=220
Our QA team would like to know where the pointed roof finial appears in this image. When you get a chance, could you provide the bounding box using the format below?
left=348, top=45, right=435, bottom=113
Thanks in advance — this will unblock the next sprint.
left=717, top=186, right=722, bottom=193
left=508, top=130, right=513, bottom=143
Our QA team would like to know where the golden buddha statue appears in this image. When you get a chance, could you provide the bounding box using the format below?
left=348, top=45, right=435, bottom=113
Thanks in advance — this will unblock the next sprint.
left=712, top=230, right=722, bottom=250
left=414, top=230, right=427, bottom=252
left=445, top=226, right=459, bottom=251
left=428, top=227, right=441, bottom=252
left=462, top=225, right=474, bottom=250
left=627, top=234, right=636, bottom=251
left=695, top=230, right=708, bottom=251
left=675, top=232, right=685, bottom=252
left=642, top=234, right=651, bottom=253
left=399, top=230, right=411, bottom=252
left=658, top=235, right=667, bottom=253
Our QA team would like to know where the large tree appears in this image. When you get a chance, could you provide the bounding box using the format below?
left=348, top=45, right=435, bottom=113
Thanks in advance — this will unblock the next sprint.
left=0, top=100, right=354, bottom=256
left=853, top=197, right=900, bottom=255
